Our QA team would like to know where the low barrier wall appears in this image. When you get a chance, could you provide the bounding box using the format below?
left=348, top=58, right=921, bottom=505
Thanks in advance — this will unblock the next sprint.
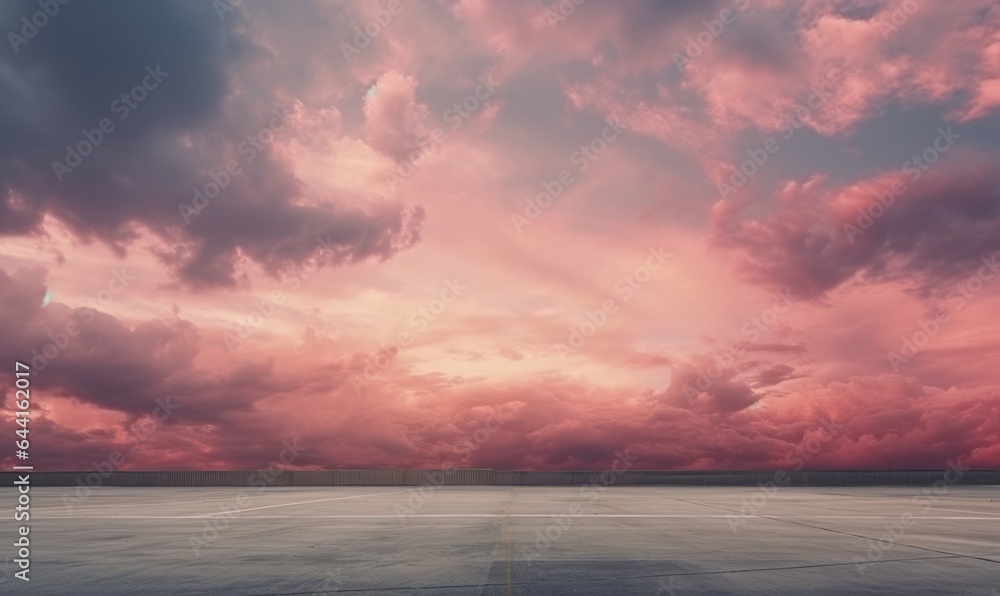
left=1, top=469, right=996, bottom=487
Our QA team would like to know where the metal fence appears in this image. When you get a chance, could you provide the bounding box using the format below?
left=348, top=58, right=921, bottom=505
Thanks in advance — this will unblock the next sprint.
left=1, top=469, right=996, bottom=487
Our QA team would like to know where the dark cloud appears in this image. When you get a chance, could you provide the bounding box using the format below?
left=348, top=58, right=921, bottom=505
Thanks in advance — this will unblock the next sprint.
left=745, top=342, right=807, bottom=353
left=755, top=363, right=797, bottom=387
left=497, top=346, right=524, bottom=361
left=713, top=152, right=1000, bottom=300
left=658, top=357, right=762, bottom=414
left=0, top=0, right=423, bottom=288
left=0, top=266, right=345, bottom=425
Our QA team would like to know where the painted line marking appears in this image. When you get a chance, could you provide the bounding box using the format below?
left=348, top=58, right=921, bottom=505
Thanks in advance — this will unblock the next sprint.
left=193, top=490, right=412, bottom=516
left=23, top=514, right=1000, bottom=520
left=28, top=489, right=405, bottom=513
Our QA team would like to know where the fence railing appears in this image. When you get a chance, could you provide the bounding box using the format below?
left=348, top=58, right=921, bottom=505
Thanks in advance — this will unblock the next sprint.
left=1, top=469, right=996, bottom=487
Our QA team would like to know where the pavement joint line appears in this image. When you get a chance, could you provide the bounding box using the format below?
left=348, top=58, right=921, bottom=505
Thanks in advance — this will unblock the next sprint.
left=1, top=490, right=418, bottom=519
left=505, top=489, right=515, bottom=596
left=922, top=506, right=1000, bottom=516
left=28, top=490, right=399, bottom=513
left=669, top=496, right=1000, bottom=568
left=227, top=552, right=1000, bottom=595
left=189, top=490, right=411, bottom=516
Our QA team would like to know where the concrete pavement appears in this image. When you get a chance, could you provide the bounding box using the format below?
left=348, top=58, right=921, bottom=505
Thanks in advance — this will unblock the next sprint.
left=1, top=486, right=998, bottom=594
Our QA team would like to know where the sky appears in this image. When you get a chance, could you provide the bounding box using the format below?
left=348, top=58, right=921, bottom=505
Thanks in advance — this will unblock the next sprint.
left=1, top=0, right=999, bottom=471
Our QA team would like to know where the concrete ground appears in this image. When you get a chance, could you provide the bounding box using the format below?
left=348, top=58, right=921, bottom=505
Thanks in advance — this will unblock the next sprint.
left=1, top=486, right=998, bottom=595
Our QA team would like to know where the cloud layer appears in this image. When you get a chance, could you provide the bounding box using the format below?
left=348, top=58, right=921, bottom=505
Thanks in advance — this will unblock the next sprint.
left=2, top=0, right=999, bottom=471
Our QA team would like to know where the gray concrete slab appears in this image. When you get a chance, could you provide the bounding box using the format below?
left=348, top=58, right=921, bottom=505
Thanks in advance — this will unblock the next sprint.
left=1, top=486, right=998, bottom=594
